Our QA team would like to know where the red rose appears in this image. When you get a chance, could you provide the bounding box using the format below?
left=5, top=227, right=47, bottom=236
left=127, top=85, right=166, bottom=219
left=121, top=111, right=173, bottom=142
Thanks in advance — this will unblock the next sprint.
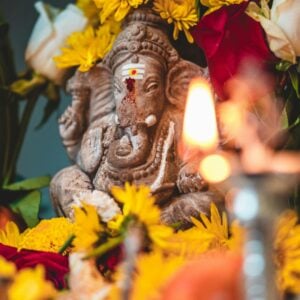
left=0, top=243, right=69, bottom=289
left=191, top=2, right=277, bottom=100
left=97, top=245, right=124, bottom=273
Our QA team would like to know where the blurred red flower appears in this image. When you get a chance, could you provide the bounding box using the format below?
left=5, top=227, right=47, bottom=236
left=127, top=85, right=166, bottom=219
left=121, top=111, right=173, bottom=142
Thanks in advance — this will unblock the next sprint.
left=0, top=243, right=69, bottom=289
left=191, top=2, right=277, bottom=100
left=97, top=245, right=124, bottom=273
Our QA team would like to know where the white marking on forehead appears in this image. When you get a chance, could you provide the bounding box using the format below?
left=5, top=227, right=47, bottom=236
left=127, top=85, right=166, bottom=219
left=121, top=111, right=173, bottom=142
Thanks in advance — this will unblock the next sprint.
left=121, top=70, right=145, bottom=76
left=122, top=64, right=145, bottom=70
left=121, top=63, right=146, bottom=80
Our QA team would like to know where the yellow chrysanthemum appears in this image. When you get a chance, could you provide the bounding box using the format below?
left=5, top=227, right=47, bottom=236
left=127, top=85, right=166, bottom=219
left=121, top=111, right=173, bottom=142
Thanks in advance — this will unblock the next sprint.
left=73, top=203, right=104, bottom=251
left=19, top=218, right=74, bottom=254
left=274, top=210, right=300, bottom=293
left=131, top=251, right=184, bottom=300
left=169, top=203, right=244, bottom=257
left=191, top=203, right=230, bottom=249
left=167, top=225, right=213, bottom=257
left=77, top=0, right=100, bottom=24
left=7, top=265, right=57, bottom=300
left=0, top=222, right=22, bottom=248
left=201, top=0, right=245, bottom=15
left=95, top=0, right=148, bottom=23
left=0, top=256, right=16, bottom=279
left=54, top=22, right=119, bottom=72
left=111, top=250, right=184, bottom=300
left=108, top=183, right=173, bottom=249
left=153, top=0, right=198, bottom=43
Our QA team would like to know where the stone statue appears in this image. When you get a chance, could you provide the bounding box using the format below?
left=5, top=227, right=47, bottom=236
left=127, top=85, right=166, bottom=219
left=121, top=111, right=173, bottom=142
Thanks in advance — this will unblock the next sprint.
left=50, top=8, right=222, bottom=226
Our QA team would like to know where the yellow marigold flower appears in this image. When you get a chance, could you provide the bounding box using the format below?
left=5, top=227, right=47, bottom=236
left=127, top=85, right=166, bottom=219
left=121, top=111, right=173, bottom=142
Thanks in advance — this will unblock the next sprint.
left=274, top=210, right=300, bottom=293
left=7, top=265, right=57, bottom=300
left=108, top=183, right=173, bottom=249
left=153, top=0, right=198, bottom=43
left=95, top=0, right=148, bottom=23
left=0, top=222, right=22, bottom=248
left=0, top=256, right=16, bottom=279
left=201, top=0, right=245, bottom=15
left=18, top=218, right=74, bottom=254
left=111, top=250, right=184, bottom=300
left=54, top=23, right=118, bottom=72
left=77, top=0, right=99, bottom=24
left=73, top=203, right=104, bottom=251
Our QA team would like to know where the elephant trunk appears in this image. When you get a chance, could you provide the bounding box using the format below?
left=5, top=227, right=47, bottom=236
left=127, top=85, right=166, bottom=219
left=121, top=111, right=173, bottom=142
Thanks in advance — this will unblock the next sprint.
left=107, top=125, right=150, bottom=168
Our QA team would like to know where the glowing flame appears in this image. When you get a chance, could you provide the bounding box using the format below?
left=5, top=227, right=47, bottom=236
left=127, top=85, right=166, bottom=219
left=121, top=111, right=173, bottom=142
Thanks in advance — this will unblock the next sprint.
left=199, top=154, right=231, bottom=183
left=183, top=79, right=219, bottom=152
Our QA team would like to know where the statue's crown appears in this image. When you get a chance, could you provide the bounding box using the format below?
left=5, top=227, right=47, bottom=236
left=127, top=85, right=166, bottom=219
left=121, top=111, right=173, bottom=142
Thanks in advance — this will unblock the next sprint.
left=103, top=8, right=179, bottom=70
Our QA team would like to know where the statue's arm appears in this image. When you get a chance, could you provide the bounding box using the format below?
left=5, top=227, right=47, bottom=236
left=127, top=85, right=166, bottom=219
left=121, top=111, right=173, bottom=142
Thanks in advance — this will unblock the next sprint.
left=59, top=73, right=90, bottom=161
left=76, top=116, right=116, bottom=174
left=177, top=161, right=208, bottom=193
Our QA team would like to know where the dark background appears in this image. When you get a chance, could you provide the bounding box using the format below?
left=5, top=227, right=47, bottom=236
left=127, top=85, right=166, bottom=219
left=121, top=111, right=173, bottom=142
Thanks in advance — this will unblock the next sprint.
left=1, top=0, right=72, bottom=217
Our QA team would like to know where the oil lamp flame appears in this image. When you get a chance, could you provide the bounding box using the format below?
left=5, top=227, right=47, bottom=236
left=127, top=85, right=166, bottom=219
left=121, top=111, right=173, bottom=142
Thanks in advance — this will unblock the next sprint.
left=183, top=79, right=219, bottom=152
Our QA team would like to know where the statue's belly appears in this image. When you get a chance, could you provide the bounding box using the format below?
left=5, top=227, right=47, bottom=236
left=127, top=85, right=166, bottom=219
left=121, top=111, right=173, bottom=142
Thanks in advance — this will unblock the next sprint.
left=93, top=121, right=178, bottom=203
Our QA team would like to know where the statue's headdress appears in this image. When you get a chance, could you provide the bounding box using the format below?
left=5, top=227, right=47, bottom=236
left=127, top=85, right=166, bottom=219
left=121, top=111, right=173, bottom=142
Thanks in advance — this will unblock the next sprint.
left=103, top=8, right=180, bottom=71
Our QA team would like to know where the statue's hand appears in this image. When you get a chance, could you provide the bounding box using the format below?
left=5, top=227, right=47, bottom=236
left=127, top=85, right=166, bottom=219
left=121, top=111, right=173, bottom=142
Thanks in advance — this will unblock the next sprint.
left=177, top=163, right=208, bottom=194
left=59, top=106, right=85, bottom=142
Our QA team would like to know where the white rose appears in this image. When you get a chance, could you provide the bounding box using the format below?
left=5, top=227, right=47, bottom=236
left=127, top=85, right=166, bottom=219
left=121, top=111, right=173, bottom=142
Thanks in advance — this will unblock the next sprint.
left=271, top=0, right=300, bottom=57
left=247, top=0, right=299, bottom=63
left=25, top=2, right=88, bottom=85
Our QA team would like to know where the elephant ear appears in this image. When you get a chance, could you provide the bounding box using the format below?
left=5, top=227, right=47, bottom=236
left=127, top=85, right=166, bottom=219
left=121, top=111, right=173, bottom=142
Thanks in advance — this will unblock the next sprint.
left=87, top=63, right=115, bottom=124
left=166, top=60, right=208, bottom=111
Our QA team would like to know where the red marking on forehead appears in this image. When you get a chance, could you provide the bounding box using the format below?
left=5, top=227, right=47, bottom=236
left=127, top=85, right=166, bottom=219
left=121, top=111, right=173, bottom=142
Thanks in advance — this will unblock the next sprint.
left=125, top=78, right=135, bottom=92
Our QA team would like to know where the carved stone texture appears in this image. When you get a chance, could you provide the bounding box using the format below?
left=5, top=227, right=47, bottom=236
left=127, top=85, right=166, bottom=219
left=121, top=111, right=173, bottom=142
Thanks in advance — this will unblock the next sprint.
left=50, top=8, right=223, bottom=226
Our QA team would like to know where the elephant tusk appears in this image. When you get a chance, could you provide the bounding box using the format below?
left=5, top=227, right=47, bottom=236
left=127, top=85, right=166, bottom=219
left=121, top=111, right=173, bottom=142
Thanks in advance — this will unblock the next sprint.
left=151, top=121, right=175, bottom=192
left=115, top=114, right=120, bottom=125
left=145, top=114, right=157, bottom=127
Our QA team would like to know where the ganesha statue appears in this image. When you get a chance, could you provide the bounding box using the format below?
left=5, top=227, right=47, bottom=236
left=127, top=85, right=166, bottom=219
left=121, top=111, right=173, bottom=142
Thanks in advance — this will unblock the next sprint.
left=50, top=8, right=222, bottom=225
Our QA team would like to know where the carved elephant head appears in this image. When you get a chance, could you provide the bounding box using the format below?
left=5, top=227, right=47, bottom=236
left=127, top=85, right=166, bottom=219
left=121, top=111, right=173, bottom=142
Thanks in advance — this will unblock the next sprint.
left=51, top=8, right=219, bottom=225
left=61, top=9, right=208, bottom=176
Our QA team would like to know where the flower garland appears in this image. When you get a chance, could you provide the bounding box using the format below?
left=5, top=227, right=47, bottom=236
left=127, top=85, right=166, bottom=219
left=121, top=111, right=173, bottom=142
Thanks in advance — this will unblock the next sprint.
left=1, top=183, right=300, bottom=299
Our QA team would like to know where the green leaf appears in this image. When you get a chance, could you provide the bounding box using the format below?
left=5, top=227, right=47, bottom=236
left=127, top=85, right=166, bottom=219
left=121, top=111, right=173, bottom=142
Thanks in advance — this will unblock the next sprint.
left=288, top=117, right=300, bottom=130
left=9, top=190, right=41, bottom=227
left=284, top=121, right=300, bottom=150
left=44, top=82, right=60, bottom=102
left=280, top=106, right=289, bottom=129
left=195, top=0, right=201, bottom=18
left=288, top=68, right=300, bottom=99
left=58, top=234, right=75, bottom=254
left=85, top=236, right=124, bottom=259
left=5, top=176, right=51, bottom=191
left=276, top=60, right=292, bottom=72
